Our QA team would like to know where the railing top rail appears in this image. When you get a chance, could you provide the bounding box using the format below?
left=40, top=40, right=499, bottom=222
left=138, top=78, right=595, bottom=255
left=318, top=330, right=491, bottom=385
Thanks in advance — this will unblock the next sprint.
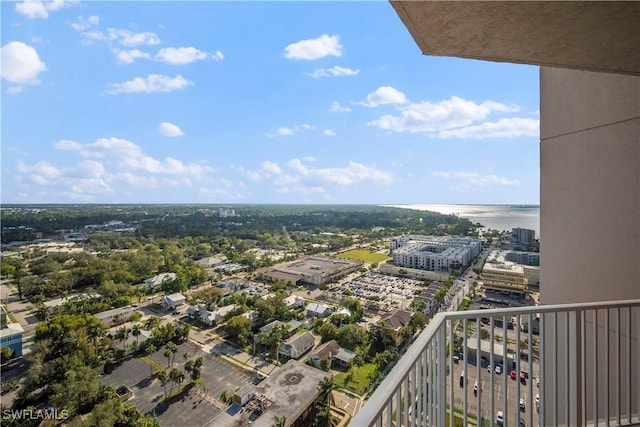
left=440, top=298, right=640, bottom=320
left=349, top=298, right=640, bottom=427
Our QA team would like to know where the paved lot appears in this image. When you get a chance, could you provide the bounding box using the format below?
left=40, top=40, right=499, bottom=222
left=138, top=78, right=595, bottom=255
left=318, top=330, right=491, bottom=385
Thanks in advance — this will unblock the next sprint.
left=102, top=341, right=253, bottom=426
left=449, top=347, right=540, bottom=427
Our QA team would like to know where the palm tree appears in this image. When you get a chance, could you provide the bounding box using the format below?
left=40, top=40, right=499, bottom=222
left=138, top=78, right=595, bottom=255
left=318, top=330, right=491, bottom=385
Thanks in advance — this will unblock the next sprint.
left=144, top=316, right=161, bottom=331
left=269, top=324, right=288, bottom=366
left=145, top=344, right=157, bottom=377
left=318, top=376, right=336, bottom=409
left=157, top=370, right=168, bottom=399
left=131, top=323, right=142, bottom=349
left=168, top=367, right=183, bottom=396
left=163, top=347, right=174, bottom=368
left=273, top=415, right=287, bottom=427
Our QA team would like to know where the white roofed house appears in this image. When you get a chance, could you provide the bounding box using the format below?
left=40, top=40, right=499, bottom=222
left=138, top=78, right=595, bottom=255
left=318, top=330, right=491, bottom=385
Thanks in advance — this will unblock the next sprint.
left=284, top=295, right=305, bottom=309
left=95, top=305, right=137, bottom=328
left=305, top=302, right=332, bottom=318
left=144, top=272, right=177, bottom=288
left=162, top=293, right=186, bottom=311
left=279, top=331, right=316, bottom=360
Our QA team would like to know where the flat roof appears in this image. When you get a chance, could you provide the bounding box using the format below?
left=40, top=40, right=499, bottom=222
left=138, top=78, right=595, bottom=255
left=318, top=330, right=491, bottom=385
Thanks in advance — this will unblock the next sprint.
left=212, top=360, right=328, bottom=427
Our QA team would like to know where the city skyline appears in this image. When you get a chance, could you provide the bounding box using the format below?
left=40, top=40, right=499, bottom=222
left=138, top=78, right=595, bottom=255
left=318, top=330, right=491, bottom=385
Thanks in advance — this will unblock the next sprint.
left=1, top=1, right=540, bottom=205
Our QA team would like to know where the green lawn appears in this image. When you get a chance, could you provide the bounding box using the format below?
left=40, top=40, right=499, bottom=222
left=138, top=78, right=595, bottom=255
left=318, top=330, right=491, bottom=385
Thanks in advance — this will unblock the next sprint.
left=336, top=249, right=390, bottom=263
left=334, top=363, right=378, bottom=395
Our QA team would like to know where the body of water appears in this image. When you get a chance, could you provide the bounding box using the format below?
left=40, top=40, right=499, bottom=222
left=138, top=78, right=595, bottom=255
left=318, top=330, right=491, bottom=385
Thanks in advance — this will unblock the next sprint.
left=385, top=204, right=541, bottom=240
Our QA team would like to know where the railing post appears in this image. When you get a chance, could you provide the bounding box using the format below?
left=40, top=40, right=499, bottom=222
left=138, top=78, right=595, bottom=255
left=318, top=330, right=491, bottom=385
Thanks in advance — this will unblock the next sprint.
left=438, top=319, right=446, bottom=426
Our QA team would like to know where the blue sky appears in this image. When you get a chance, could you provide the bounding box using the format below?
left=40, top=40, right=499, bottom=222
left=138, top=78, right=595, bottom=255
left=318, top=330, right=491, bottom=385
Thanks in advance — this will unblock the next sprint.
left=1, top=1, right=540, bottom=205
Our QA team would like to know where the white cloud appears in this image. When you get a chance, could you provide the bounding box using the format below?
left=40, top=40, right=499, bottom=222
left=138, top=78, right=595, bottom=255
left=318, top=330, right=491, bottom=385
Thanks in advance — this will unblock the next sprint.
left=329, top=101, right=351, bottom=112
left=307, top=65, right=359, bottom=78
left=81, top=28, right=160, bottom=47
left=158, top=122, right=184, bottom=137
left=433, top=171, right=520, bottom=187
left=155, top=47, right=224, bottom=65
left=367, top=96, right=522, bottom=134
left=15, top=0, right=76, bottom=19
left=16, top=159, right=112, bottom=197
left=112, top=48, right=151, bottom=64
left=7, top=86, right=24, bottom=95
left=323, top=129, right=336, bottom=136
left=1, top=41, right=47, bottom=85
left=266, top=124, right=315, bottom=138
left=107, top=74, right=193, bottom=94
left=70, top=15, right=99, bottom=31
left=267, top=127, right=295, bottom=137
left=286, top=159, right=394, bottom=187
left=284, top=34, right=342, bottom=60
left=437, top=118, right=539, bottom=139
left=354, top=86, right=408, bottom=107
left=52, top=137, right=214, bottom=179
left=262, top=161, right=282, bottom=176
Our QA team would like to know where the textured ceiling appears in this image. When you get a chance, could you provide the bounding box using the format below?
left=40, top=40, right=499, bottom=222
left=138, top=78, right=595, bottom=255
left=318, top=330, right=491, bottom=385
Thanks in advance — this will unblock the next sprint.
left=391, top=1, right=640, bottom=76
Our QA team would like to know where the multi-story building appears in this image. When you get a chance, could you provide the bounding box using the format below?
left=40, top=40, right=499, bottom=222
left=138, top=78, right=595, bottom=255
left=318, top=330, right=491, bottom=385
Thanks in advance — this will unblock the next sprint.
left=351, top=2, right=639, bottom=426
left=390, top=235, right=482, bottom=272
left=511, top=227, right=536, bottom=244
left=504, top=250, right=540, bottom=266
left=0, top=306, right=23, bottom=358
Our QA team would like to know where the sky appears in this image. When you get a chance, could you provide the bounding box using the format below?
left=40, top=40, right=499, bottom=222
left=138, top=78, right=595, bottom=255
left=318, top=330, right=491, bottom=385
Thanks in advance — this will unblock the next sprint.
left=1, top=1, right=540, bottom=205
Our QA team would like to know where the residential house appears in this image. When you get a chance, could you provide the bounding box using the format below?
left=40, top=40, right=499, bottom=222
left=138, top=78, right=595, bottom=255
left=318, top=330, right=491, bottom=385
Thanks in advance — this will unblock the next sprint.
left=305, top=302, right=331, bottom=318
left=42, top=292, right=101, bottom=318
left=162, top=293, right=186, bottom=311
left=307, top=339, right=356, bottom=369
left=279, top=331, right=316, bottom=360
left=95, top=305, right=136, bottom=328
left=307, top=339, right=342, bottom=368
left=284, top=295, right=304, bottom=309
left=377, top=310, right=413, bottom=346
left=144, top=273, right=176, bottom=288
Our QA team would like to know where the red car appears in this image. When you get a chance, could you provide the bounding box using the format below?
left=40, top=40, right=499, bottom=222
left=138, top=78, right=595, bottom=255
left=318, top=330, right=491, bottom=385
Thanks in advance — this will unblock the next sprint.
left=510, top=370, right=517, bottom=380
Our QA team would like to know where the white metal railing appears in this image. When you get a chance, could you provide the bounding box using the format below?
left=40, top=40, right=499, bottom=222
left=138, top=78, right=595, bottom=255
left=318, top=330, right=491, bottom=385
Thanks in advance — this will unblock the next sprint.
left=350, top=299, right=640, bottom=427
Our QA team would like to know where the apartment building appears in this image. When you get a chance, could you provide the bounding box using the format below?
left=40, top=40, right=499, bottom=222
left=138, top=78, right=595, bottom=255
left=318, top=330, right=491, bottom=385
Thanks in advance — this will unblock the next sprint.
left=390, top=235, right=482, bottom=272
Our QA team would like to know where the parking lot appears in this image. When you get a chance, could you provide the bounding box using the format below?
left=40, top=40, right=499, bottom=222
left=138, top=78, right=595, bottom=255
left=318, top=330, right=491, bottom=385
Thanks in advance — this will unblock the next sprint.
left=102, top=341, right=253, bottom=427
left=327, top=271, right=431, bottom=311
left=449, top=359, right=540, bottom=427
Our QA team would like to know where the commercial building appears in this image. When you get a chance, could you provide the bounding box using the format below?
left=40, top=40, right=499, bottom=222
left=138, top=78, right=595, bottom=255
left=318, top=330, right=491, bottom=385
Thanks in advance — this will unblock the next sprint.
left=257, top=256, right=362, bottom=286
left=390, top=235, right=482, bottom=272
left=214, top=360, right=329, bottom=427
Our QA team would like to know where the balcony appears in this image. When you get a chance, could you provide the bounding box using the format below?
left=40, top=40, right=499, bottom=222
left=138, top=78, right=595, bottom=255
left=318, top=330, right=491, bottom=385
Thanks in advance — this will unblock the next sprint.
left=350, top=299, right=640, bottom=427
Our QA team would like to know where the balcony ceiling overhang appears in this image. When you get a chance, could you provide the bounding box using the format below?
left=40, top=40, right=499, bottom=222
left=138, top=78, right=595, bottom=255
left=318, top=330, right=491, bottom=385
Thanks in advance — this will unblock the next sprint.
left=390, top=1, right=640, bottom=76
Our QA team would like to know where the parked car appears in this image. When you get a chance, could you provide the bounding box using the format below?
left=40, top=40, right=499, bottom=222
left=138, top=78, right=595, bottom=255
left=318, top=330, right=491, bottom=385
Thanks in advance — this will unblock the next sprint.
left=495, top=365, right=502, bottom=375
left=520, top=371, right=527, bottom=383
left=496, top=411, right=504, bottom=426
left=510, top=370, right=517, bottom=380
left=519, top=397, right=526, bottom=412
left=535, top=394, right=540, bottom=410
left=473, top=381, right=479, bottom=396
left=519, top=418, right=526, bottom=427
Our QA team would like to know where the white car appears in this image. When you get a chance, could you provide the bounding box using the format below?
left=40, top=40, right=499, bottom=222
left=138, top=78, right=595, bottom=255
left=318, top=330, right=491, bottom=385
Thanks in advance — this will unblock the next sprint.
left=535, top=394, right=540, bottom=410
left=495, top=365, right=502, bottom=374
left=519, top=397, right=526, bottom=411
left=496, top=411, right=504, bottom=426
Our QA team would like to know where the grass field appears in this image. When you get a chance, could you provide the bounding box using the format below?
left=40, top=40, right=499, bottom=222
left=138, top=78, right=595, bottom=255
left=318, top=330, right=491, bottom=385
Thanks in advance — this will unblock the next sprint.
left=334, top=363, right=378, bottom=395
left=336, top=249, right=390, bottom=263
